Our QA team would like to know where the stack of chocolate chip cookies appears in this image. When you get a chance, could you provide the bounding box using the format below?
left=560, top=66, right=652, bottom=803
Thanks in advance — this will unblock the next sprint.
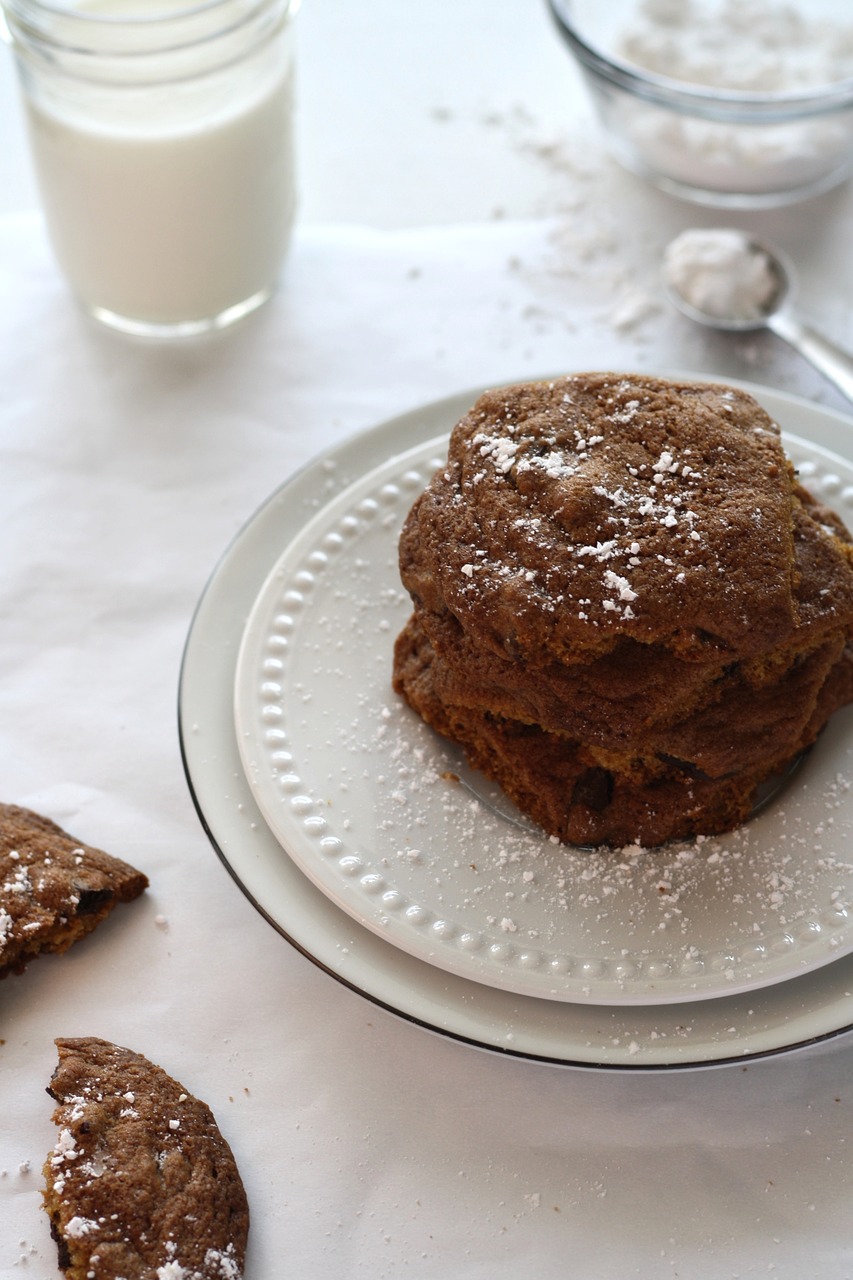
left=393, top=372, right=853, bottom=847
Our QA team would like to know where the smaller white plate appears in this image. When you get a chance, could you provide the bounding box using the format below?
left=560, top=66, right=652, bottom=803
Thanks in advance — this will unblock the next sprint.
left=233, top=420, right=853, bottom=1007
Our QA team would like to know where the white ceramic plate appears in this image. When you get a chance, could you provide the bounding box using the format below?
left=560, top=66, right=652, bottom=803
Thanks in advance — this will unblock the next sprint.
left=232, top=393, right=853, bottom=1006
left=180, top=378, right=853, bottom=1066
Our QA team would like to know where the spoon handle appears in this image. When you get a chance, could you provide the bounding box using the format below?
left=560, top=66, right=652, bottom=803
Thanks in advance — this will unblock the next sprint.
left=768, top=310, right=853, bottom=405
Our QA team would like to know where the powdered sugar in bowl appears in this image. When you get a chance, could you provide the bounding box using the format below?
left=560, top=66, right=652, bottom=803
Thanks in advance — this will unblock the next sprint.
left=547, top=0, right=853, bottom=208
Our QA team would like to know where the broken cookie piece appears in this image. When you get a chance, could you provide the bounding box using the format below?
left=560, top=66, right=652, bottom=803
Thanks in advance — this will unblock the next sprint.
left=43, top=1037, right=249, bottom=1280
left=0, top=803, right=148, bottom=978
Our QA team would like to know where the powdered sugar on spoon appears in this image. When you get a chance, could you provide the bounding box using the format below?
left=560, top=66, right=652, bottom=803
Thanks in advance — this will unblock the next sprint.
left=663, top=227, right=853, bottom=403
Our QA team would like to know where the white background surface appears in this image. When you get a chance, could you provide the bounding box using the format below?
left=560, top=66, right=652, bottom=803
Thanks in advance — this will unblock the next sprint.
left=3, top=2, right=853, bottom=1278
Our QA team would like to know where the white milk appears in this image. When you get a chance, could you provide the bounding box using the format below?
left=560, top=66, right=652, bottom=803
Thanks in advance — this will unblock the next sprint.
left=11, top=0, right=297, bottom=333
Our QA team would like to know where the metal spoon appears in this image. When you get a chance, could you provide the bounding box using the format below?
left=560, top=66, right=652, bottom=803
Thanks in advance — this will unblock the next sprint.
left=663, top=228, right=853, bottom=405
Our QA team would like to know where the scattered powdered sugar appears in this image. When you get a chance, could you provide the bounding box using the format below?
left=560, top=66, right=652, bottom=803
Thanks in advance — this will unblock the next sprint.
left=602, top=569, right=638, bottom=603
left=456, top=103, right=664, bottom=344
left=321, top=687, right=853, bottom=1004
left=50, top=1127, right=78, bottom=1167
left=64, top=1215, right=98, bottom=1239
left=154, top=1249, right=242, bottom=1280
left=157, top=1264, right=186, bottom=1280
left=460, top=386, right=710, bottom=626
left=2, top=863, right=31, bottom=895
left=203, top=1244, right=243, bottom=1279
left=473, top=431, right=519, bottom=474
left=608, top=289, right=660, bottom=333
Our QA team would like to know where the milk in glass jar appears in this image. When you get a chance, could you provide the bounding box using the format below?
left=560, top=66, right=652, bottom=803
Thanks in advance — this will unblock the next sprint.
left=2, top=0, right=298, bottom=336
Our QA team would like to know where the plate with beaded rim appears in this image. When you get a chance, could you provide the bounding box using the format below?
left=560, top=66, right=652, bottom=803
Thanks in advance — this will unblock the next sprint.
left=229, top=384, right=853, bottom=1008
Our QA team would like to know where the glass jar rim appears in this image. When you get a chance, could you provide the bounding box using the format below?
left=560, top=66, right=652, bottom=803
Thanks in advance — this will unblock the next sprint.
left=2, top=0, right=298, bottom=58
left=2, top=0, right=298, bottom=77
left=4, top=0, right=297, bottom=26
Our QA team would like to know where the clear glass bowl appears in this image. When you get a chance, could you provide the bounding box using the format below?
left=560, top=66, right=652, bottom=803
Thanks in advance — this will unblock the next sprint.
left=547, top=0, right=853, bottom=208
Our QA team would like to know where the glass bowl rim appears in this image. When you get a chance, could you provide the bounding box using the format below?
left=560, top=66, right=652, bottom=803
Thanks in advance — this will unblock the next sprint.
left=547, top=0, right=853, bottom=119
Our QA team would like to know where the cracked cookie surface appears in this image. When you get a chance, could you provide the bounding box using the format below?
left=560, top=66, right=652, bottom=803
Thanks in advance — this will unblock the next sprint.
left=43, top=1037, right=249, bottom=1280
left=0, top=803, right=147, bottom=978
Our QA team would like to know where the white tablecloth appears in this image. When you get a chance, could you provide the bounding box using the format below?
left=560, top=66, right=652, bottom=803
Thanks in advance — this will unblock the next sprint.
left=3, top=188, right=853, bottom=1278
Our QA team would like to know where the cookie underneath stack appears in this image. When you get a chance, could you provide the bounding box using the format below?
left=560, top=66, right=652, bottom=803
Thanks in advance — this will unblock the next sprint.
left=393, top=373, right=853, bottom=847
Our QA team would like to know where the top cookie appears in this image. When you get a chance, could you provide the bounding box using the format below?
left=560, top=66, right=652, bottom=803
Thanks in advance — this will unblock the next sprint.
left=400, top=372, right=806, bottom=664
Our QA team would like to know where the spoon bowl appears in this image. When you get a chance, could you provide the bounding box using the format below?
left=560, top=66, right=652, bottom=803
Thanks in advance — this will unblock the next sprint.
left=663, top=228, right=853, bottom=403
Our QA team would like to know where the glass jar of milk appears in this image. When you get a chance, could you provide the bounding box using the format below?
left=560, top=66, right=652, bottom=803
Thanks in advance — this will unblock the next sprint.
left=2, top=0, right=298, bottom=337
